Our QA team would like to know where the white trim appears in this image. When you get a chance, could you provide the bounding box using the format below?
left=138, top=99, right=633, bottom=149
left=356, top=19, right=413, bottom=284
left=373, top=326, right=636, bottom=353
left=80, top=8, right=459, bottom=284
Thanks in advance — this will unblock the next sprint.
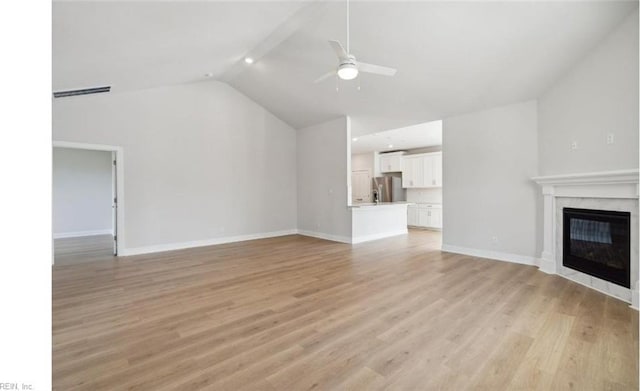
left=352, top=229, right=408, bottom=244
left=53, top=140, right=125, bottom=257
left=441, top=244, right=537, bottom=266
left=537, top=256, right=556, bottom=275
left=532, top=169, right=639, bottom=186
left=346, top=115, right=353, bottom=207
left=408, top=226, right=442, bottom=232
left=296, top=229, right=352, bottom=244
left=53, top=141, right=121, bottom=153
left=120, top=229, right=298, bottom=256
left=53, top=229, right=112, bottom=239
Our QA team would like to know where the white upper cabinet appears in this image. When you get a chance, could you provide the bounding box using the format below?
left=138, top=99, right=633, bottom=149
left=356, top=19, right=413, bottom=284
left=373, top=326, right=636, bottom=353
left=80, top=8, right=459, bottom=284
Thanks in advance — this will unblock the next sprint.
left=379, top=152, right=404, bottom=173
left=402, top=152, right=442, bottom=188
left=402, top=155, right=424, bottom=188
left=423, top=152, right=442, bottom=187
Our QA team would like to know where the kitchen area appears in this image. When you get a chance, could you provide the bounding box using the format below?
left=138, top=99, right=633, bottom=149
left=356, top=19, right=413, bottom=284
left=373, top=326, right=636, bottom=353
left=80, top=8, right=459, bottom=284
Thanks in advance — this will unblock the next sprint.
left=350, top=120, right=442, bottom=243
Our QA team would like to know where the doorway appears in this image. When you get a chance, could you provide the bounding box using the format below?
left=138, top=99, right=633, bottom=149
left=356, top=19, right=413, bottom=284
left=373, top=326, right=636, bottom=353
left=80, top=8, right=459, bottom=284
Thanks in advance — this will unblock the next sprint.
left=351, top=169, right=371, bottom=203
left=52, top=141, right=124, bottom=264
left=350, top=119, right=443, bottom=247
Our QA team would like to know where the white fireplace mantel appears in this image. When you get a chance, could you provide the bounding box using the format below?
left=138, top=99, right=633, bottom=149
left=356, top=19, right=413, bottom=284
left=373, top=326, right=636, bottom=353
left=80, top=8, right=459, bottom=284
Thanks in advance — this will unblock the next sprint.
left=532, top=168, right=639, bottom=309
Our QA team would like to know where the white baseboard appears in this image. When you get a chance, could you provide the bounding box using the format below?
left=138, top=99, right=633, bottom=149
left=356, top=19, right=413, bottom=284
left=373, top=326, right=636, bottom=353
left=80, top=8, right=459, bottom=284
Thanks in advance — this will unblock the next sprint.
left=441, top=244, right=537, bottom=266
left=537, top=253, right=556, bottom=274
left=53, top=229, right=113, bottom=239
left=120, top=229, right=298, bottom=256
left=296, top=230, right=352, bottom=244
left=352, top=229, right=408, bottom=244
left=123, top=227, right=408, bottom=255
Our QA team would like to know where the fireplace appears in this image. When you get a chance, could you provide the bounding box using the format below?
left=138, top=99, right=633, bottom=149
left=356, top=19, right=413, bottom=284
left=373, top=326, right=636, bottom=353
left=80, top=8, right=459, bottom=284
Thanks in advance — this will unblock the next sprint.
left=563, top=207, right=631, bottom=288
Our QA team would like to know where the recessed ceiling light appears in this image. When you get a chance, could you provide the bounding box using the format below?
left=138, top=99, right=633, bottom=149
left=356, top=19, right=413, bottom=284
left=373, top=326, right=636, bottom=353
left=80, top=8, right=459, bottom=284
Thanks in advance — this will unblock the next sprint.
left=388, top=144, right=393, bottom=148
left=352, top=137, right=358, bottom=142
left=244, top=57, right=255, bottom=64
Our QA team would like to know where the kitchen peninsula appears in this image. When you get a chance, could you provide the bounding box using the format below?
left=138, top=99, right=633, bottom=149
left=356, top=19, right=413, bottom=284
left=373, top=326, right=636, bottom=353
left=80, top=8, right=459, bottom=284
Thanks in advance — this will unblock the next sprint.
left=350, top=202, right=410, bottom=244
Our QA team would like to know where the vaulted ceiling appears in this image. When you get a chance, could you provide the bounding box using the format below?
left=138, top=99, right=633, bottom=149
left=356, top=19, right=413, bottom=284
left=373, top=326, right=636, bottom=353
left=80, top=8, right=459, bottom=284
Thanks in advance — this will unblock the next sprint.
left=53, top=1, right=638, bottom=129
left=53, top=1, right=308, bottom=92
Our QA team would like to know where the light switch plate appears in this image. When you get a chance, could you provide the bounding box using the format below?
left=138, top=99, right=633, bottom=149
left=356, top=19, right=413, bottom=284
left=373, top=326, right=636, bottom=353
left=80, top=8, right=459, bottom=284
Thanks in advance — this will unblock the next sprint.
left=607, top=133, right=615, bottom=144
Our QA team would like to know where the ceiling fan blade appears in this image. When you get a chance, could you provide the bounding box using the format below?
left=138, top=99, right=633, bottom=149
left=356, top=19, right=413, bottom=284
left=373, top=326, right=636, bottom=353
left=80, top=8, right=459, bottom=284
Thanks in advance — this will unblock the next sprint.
left=328, top=40, right=349, bottom=61
left=358, top=62, right=397, bottom=77
left=313, top=70, right=336, bottom=84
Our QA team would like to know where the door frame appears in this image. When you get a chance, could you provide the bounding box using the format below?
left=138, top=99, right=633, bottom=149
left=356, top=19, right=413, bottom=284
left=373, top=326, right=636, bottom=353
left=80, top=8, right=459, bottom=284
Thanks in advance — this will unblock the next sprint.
left=52, top=141, right=125, bottom=257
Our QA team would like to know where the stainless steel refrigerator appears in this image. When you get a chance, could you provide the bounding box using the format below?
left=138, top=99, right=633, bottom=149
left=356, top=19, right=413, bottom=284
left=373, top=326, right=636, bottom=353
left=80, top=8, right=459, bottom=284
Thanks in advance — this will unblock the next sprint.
left=372, top=176, right=405, bottom=203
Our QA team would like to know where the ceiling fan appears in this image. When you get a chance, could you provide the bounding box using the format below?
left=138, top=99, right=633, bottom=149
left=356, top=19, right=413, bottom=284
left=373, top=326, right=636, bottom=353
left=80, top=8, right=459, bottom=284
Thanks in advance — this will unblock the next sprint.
left=314, top=0, right=397, bottom=83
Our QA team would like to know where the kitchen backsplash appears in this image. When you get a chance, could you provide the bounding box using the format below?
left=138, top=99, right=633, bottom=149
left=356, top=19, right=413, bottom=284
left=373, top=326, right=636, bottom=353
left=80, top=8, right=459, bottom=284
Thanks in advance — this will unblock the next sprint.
left=406, top=188, right=442, bottom=204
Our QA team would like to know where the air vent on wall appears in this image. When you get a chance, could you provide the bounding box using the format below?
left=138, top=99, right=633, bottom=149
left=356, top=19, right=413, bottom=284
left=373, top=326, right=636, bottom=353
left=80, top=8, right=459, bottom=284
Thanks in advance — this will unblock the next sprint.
left=53, top=86, right=111, bottom=98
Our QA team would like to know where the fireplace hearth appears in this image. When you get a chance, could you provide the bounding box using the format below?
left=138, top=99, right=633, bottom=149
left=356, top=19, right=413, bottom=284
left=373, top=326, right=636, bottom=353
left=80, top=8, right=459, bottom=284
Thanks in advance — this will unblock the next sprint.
left=563, top=208, right=630, bottom=288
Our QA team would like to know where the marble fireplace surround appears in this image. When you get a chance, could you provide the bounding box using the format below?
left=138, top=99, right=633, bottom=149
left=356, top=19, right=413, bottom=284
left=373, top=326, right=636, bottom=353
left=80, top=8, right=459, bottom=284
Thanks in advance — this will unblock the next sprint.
left=532, top=169, right=639, bottom=309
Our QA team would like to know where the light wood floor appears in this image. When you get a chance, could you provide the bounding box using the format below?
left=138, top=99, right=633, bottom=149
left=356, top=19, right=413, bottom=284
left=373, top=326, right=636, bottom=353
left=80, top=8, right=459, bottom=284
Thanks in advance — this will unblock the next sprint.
left=52, top=230, right=639, bottom=390
left=54, top=234, right=115, bottom=265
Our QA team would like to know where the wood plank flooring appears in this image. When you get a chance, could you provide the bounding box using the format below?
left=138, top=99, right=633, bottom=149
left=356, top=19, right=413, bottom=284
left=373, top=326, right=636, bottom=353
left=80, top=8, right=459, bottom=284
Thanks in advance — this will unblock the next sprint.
left=52, top=230, right=639, bottom=390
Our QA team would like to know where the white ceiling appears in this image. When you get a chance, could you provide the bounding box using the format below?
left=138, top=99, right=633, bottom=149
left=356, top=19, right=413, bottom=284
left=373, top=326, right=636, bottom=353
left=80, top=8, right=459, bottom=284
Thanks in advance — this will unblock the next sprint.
left=52, top=1, right=308, bottom=92
left=53, top=1, right=638, bottom=129
left=351, top=120, right=442, bottom=155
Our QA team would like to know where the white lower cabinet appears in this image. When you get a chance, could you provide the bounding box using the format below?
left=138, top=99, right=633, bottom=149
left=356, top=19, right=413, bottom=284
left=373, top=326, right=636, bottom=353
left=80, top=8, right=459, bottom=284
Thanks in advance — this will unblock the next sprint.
left=407, top=206, right=419, bottom=226
left=407, top=204, right=442, bottom=229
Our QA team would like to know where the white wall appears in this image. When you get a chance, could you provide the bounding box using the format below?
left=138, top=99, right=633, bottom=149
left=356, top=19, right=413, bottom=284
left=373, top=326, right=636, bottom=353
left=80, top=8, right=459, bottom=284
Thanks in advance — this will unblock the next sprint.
left=538, top=12, right=639, bottom=175
left=297, top=117, right=352, bottom=242
left=351, top=152, right=375, bottom=173
left=442, top=100, right=540, bottom=260
left=53, top=81, right=297, bottom=253
left=53, top=147, right=113, bottom=237
left=350, top=115, right=439, bottom=138
left=406, top=189, right=442, bottom=204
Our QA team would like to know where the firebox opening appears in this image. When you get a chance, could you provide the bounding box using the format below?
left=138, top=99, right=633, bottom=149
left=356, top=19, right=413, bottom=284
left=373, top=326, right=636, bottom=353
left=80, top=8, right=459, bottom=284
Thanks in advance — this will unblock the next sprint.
left=562, top=207, right=630, bottom=288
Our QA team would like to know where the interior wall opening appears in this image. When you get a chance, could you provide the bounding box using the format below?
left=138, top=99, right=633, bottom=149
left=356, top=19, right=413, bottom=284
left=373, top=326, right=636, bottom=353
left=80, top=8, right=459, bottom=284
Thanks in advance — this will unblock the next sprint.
left=52, top=143, right=122, bottom=264
left=349, top=119, right=443, bottom=246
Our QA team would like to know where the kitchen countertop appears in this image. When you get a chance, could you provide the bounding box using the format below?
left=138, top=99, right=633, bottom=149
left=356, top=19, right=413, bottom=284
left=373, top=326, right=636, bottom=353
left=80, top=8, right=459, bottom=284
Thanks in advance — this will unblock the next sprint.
left=350, top=201, right=413, bottom=209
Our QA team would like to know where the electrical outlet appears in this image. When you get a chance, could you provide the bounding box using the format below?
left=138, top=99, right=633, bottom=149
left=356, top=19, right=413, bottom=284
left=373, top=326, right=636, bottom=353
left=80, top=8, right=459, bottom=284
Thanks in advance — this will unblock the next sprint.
left=607, top=133, right=615, bottom=144
left=571, top=141, right=578, bottom=150
left=491, top=236, right=499, bottom=246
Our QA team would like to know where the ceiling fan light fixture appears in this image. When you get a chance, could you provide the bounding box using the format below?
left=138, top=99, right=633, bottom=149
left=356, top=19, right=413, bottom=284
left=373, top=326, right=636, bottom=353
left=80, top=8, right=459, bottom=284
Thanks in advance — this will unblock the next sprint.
left=312, top=0, right=396, bottom=84
left=337, top=63, right=358, bottom=80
